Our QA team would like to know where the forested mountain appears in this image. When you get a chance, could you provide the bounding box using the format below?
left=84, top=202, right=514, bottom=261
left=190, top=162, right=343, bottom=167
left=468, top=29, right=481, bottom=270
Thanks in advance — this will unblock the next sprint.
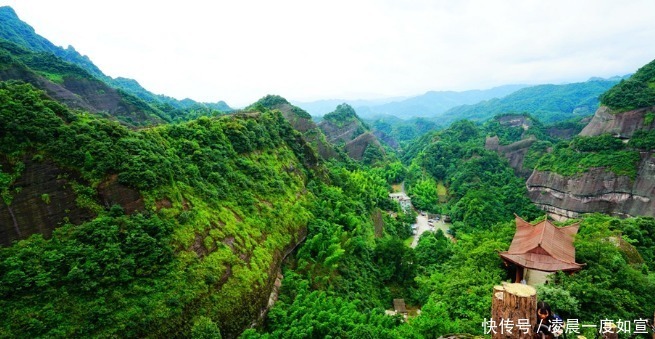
left=528, top=58, right=655, bottom=219
left=0, top=6, right=232, bottom=120
left=0, top=6, right=104, bottom=79
left=482, top=113, right=590, bottom=178
left=0, top=39, right=168, bottom=125
left=248, top=95, right=339, bottom=160
left=318, top=103, right=387, bottom=164
left=0, top=81, right=322, bottom=337
left=1, top=6, right=654, bottom=339
left=600, top=58, right=655, bottom=112
left=369, top=116, right=441, bottom=149
left=441, top=77, right=625, bottom=123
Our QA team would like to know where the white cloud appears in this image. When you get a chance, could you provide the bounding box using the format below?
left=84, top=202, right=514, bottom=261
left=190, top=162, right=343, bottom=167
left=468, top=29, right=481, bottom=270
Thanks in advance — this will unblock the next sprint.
left=3, top=0, right=655, bottom=107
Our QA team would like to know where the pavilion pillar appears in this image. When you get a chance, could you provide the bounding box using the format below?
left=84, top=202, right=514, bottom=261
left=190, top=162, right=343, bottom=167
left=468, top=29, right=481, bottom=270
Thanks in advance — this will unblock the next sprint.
left=514, top=266, right=523, bottom=283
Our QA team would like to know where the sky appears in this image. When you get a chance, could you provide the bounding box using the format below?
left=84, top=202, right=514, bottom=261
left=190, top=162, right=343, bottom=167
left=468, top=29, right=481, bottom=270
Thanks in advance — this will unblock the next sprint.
left=2, top=0, right=655, bottom=107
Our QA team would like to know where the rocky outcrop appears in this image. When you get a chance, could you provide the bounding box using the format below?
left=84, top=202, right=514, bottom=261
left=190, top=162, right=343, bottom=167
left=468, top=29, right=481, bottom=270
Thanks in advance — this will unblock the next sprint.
left=579, top=106, right=655, bottom=138
left=318, top=106, right=386, bottom=162
left=0, top=158, right=95, bottom=246
left=496, top=115, right=533, bottom=129
left=526, top=151, right=655, bottom=219
left=485, top=135, right=536, bottom=178
left=97, top=174, right=145, bottom=214
left=373, top=129, right=399, bottom=149
left=271, top=103, right=339, bottom=160
left=0, top=157, right=145, bottom=246
left=318, top=119, right=363, bottom=144
left=344, top=132, right=383, bottom=161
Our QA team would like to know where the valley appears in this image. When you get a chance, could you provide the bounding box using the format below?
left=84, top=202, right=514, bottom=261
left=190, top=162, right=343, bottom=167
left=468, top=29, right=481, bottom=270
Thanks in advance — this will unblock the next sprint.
left=0, top=5, right=655, bottom=338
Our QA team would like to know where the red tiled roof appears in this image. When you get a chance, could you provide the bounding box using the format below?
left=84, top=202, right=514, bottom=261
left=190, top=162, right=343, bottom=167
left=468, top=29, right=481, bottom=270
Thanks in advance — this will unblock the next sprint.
left=499, top=215, right=583, bottom=272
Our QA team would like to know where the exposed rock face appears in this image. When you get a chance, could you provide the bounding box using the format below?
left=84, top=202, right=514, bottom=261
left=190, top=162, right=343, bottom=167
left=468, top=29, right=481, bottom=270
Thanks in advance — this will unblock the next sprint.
left=527, top=105, right=655, bottom=219
left=0, top=46, right=164, bottom=125
left=0, top=158, right=95, bottom=246
left=61, top=77, right=164, bottom=124
left=318, top=119, right=363, bottom=144
left=0, top=65, right=95, bottom=112
left=580, top=106, right=655, bottom=138
left=269, top=102, right=339, bottom=160
left=526, top=151, right=655, bottom=219
left=485, top=135, right=536, bottom=178
left=344, top=132, right=383, bottom=161
left=318, top=117, right=385, bottom=162
left=546, top=127, right=578, bottom=140
left=97, top=174, right=145, bottom=214
left=496, top=115, right=533, bottom=130
left=546, top=116, right=591, bottom=140
left=373, top=129, right=399, bottom=149
left=0, top=158, right=145, bottom=246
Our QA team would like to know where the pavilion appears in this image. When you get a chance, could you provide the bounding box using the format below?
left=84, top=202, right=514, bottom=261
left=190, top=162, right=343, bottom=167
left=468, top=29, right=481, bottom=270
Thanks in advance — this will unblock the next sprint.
left=500, top=215, right=583, bottom=284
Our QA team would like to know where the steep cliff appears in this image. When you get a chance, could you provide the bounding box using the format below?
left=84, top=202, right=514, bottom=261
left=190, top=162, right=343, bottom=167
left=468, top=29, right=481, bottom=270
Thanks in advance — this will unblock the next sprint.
left=483, top=114, right=553, bottom=178
left=0, top=82, right=315, bottom=338
left=527, top=58, right=655, bottom=219
left=485, top=135, right=537, bottom=177
left=579, top=105, right=655, bottom=138
left=318, top=103, right=386, bottom=162
left=250, top=95, right=339, bottom=160
left=527, top=151, right=655, bottom=219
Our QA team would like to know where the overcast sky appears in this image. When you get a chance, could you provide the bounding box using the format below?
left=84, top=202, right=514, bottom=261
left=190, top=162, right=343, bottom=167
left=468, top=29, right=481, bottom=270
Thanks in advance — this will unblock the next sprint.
left=3, top=0, right=655, bottom=107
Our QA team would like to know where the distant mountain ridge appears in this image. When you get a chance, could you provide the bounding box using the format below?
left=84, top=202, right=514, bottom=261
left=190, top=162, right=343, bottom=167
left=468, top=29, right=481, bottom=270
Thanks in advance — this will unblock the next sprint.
left=0, top=39, right=167, bottom=125
left=296, top=85, right=527, bottom=118
left=362, top=84, right=528, bottom=118
left=0, top=6, right=231, bottom=114
left=298, top=78, right=628, bottom=126
left=440, top=77, right=627, bottom=123
left=0, top=6, right=105, bottom=79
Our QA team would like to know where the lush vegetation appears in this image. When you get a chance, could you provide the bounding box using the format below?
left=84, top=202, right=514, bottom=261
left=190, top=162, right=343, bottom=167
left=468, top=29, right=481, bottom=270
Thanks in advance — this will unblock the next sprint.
left=1, top=79, right=654, bottom=338
left=536, top=135, right=641, bottom=178
left=403, top=119, right=541, bottom=231
left=0, top=81, right=318, bottom=337
left=370, top=116, right=441, bottom=147
left=322, top=103, right=369, bottom=130
left=600, top=58, right=655, bottom=112
left=542, top=214, right=655, bottom=324
left=2, top=7, right=655, bottom=337
left=629, top=129, right=655, bottom=150
left=483, top=113, right=550, bottom=145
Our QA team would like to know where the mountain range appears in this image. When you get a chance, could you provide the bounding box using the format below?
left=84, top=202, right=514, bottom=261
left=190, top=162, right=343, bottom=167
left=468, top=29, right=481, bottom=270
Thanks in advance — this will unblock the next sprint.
left=1, top=5, right=655, bottom=338
left=295, top=85, right=527, bottom=118
left=0, top=5, right=626, bottom=127
left=0, top=6, right=232, bottom=120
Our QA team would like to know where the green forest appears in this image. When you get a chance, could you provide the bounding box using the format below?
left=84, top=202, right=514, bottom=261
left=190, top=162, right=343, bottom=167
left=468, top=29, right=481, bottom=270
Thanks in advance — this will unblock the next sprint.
left=1, top=80, right=654, bottom=338
left=1, top=5, right=655, bottom=338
